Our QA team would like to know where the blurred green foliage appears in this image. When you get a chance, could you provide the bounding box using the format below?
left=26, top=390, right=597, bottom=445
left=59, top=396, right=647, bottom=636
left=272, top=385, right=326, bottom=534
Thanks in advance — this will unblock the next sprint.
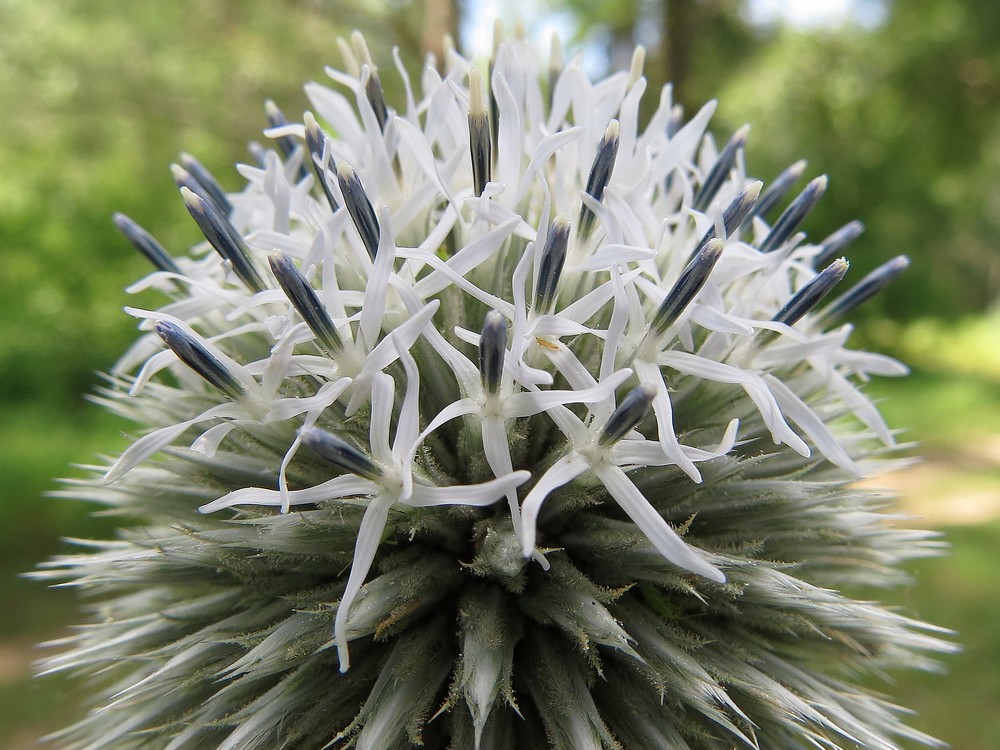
left=709, top=0, right=1000, bottom=319
left=1, top=0, right=999, bottom=747
left=0, top=0, right=421, bottom=409
left=562, top=0, right=1000, bottom=319
left=0, top=2, right=419, bottom=741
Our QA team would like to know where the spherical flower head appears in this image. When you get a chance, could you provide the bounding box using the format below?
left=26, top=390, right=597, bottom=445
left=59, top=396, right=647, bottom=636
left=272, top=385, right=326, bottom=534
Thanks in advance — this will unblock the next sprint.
left=36, top=29, right=953, bottom=750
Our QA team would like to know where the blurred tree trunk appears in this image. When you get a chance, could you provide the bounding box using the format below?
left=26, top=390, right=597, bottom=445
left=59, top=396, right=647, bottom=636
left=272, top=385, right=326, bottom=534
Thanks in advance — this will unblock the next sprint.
left=662, top=0, right=695, bottom=102
left=658, top=0, right=745, bottom=107
left=422, top=0, right=460, bottom=60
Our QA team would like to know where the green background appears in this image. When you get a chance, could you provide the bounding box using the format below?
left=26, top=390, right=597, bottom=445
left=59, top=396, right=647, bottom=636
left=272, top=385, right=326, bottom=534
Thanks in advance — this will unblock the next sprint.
left=1, top=0, right=997, bottom=746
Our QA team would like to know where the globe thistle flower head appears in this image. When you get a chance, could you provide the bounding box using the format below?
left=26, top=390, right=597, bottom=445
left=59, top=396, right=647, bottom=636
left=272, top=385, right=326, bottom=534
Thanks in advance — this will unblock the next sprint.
left=36, top=28, right=955, bottom=750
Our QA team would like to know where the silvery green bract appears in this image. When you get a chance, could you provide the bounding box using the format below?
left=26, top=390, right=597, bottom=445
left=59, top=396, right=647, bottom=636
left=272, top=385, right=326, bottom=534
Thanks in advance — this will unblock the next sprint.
left=37, top=29, right=953, bottom=750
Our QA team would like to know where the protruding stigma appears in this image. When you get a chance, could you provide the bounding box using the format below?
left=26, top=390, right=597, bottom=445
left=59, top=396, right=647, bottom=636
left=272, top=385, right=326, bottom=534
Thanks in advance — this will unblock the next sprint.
left=264, top=100, right=308, bottom=181
left=264, top=100, right=297, bottom=161
left=113, top=213, right=181, bottom=274
left=351, top=30, right=374, bottom=68
left=652, top=238, right=724, bottom=338
left=171, top=163, right=224, bottom=217
left=628, top=45, right=646, bottom=88
left=300, top=426, right=383, bottom=482
left=468, top=68, right=492, bottom=197
left=181, top=187, right=266, bottom=293
left=351, top=32, right=387, bottom=131
left=758, top=175, right=827, bottom=254
left=336, top=36, right=361, bottom=78
left=814, top=220, right=864, bottom=267
left=760, top=258, right=849, bottom=345
left=179, top=153, right=232, bottom=216
left=154, top=320, right=246, bottom=401
left=337, top=164, right=380, bottom=261
left=693, top=125, right=750, bottom=213
left=533, top=215, right=571, bottom=314
left=598, top=384, right=657, bottom=447
left=744, top=159, right=808, bottom=228
left=695, top=180, right=762, bottom=253
left=442, top=34, right=456, bottom=68
left=819, top=255, right=909, bottom=326
left=479, top=310, right=507, bottom=396
left=303, top=111, right=339, bottom=210
left=268, top=253, right=341, bottom=353
left=579, top=120, right=621, bottom=238
left=492, top=18, right=504, bottom=58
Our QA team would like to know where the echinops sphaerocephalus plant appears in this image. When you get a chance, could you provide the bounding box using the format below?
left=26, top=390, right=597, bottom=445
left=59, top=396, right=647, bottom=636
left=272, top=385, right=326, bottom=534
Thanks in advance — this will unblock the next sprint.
left=36, top=27, right=955, bottom=750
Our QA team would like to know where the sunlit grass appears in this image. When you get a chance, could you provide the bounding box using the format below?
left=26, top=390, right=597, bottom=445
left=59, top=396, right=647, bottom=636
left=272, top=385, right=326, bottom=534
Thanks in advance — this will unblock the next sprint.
left=873, top=520, right=1000, bottom=749
left=0, top=403, right=124, bottom=747
left=1, top=403, right=126, bottom=639
left=867, top=367, right=1000, bottom=451
left=858, top=332, right=1000, bottom=748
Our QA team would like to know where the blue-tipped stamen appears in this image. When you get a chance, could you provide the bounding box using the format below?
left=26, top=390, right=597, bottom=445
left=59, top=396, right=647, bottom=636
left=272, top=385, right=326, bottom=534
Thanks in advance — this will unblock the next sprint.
left=579, top=120, right=620, bottom=238
left=693, top=125, right=750, bottom=212
left=113, top=213, right=182, bottom=275
left=598, top=384, right=657, bottom=447
left=743, top=159, right=808, bottom=229
left=300, top=427, right=383, bottom=482
left=819, top=255, right=909, bottom=326
left=337, top=164, right=380, bottom=261
left=468, top=69, right=492, bottom=198
left=759, top=258, right=849, bottom=345
left=264, top=99, right=308, bottom=181
left=721, top=180, right=762, bottom=235
left=479, top=310, right=507, bottom=395
left=154, top=320, right=246, bottom=401
left=652, top=238, right=725, bottom=338
left=179, top=153, right=232, bottom=216
left=693, top=181, right=762, bottom=255
left=264, top=99, right=299, bottom=160
left=171, top=164, right=228, bottom=218
left=268, top=253, right=341, bottom=353
left=351, top=31, right=389, bottom=132
left=303, top=112, right=339, bottom=211
left=814, top=220, right=865, bottom=268
left=758, top=175, right=828, bottom=254
left=364, top=69, right=389, bottom=132
left=180, top=187, right=266, bottom=293
left=533, top=216, right=571, bottom=314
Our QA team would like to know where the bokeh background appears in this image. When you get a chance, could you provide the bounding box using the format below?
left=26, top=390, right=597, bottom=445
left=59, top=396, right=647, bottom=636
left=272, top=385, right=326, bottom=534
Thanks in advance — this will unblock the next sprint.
left=1, top=0, right=998, bottom=746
